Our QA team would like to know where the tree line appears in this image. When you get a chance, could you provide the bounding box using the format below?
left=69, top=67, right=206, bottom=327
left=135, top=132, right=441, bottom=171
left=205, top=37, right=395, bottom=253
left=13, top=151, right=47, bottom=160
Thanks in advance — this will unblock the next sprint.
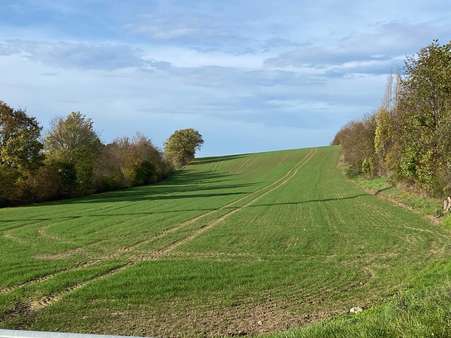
left=0, top=104, right=203, bottom=207
left=333, top=40, right=450, bottom=198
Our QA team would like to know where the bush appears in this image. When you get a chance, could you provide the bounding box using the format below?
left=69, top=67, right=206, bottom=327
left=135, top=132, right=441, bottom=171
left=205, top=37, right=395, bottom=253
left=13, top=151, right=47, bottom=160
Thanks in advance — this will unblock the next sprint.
left=93, top=135, right=172, bottom=191
left=25, top=164, right=62, bottom=202
left=336, top=116, right=378, bottom=177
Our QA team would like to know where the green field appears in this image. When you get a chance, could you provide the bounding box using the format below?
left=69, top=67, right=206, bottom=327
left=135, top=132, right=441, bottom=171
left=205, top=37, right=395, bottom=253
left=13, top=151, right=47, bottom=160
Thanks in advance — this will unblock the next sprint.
left=0, top=146, right=449, bottom=337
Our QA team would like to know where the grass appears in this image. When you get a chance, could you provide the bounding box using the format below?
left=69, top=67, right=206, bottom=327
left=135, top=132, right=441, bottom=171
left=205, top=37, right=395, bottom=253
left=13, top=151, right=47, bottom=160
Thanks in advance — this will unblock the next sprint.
left=266, top=261, right=450, bottom=338
left=0, top=146, right=449, bottom=337
left=353, top=175, right=451, bottom=224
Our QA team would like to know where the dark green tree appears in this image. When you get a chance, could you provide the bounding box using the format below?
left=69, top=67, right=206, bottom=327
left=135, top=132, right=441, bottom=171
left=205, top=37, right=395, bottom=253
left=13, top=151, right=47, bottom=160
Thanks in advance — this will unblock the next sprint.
left=0, top=101, right=43, bottom=172
left=0, top=101, right=43, bottom=205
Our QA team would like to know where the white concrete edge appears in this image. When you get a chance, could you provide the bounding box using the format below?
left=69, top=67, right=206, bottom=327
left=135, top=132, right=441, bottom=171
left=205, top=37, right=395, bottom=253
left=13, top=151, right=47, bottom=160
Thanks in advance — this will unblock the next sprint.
left=0, top=330, right=148, bottom=338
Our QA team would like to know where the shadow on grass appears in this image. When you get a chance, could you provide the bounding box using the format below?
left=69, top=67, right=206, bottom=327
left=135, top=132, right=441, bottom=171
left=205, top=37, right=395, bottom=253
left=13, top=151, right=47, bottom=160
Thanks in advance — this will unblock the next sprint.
left=0, top=193, right=372, bottom=225
left=72, top=183, right=254, bottom=204
left=250, top=193, right=370, bottom=208
left=0, top=153, right=258, bottom=212
left=190, top=154, right=247, bottom=165
left=18, top=163, right=257, bottom=208
left=374, top=186, right=393, bottom=195
left=0, top=190, right=250, bottom=223
left=0, top=207, right=223, bottom=223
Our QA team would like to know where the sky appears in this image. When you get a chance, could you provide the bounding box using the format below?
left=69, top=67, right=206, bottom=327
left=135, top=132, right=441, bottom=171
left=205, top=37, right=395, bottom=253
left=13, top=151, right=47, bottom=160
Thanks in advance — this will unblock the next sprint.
left=0, top=1, right=450, bottom=156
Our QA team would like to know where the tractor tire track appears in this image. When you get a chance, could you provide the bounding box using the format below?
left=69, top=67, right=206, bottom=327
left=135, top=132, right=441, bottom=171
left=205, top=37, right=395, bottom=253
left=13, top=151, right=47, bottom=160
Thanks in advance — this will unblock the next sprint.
left=0, top=259, right=105, bottom=295
left=98, top=149, right=315, bottom=260
left=28, top=150, right=316, bottom=311
left=30, top=263, right=131, bottom=311
left=142, top=150, right=317, bottom=260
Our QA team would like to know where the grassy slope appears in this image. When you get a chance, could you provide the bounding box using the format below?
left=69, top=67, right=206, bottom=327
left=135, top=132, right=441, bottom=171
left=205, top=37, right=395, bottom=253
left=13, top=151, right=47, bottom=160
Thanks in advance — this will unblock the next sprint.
left=353, top=175, right=451, bottom=227
left=266, top=169, right=451, bottom=338
left=0, top=146, right=449, bottom=337
left=267, top=173, right=451, bottom=338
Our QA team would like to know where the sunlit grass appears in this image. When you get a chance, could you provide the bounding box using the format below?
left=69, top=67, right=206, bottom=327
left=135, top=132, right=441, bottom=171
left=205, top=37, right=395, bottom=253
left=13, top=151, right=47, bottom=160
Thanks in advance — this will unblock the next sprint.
left=1, top=146, right=449, bottom=336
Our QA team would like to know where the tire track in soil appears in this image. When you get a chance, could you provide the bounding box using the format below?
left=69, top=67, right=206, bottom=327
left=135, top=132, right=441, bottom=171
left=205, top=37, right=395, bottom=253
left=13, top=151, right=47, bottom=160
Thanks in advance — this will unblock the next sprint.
left=116, top=150, right=316, bottom=255
left=94, top=151, right=312, bottom=261
left=141, top=150, right=316, bottom=261
left=0, top=259, right=105, bottom=295
left=23, top=150, right=310, bottom=265
left=28, top=150, right=316, bottom=311
left=109, top=151, right=448, bottom=336
left=30, top=263, right=131, bottom=311
left=1, top=178, right=260, bottom=295
left=37, top=227, right=77, bottom=245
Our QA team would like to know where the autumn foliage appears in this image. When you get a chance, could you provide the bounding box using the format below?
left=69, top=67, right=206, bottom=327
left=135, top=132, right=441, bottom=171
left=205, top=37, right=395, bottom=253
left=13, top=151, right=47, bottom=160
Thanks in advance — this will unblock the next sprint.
left=0, top=105, right=203, bottom=206
left=333, top=41, right=451, bottom=197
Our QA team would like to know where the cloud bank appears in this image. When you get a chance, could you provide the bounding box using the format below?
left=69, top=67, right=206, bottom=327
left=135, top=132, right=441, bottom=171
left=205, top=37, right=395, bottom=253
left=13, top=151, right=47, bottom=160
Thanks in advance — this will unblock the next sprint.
left=0, top=0, right=450, bottom=155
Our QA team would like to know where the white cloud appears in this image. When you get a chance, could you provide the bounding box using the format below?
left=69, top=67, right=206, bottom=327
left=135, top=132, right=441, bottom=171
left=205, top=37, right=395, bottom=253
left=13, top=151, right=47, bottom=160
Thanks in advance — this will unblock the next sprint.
left=0, top=40, right=147, bottom=70
left=1, top=1, right=450, bottom=154
left=264, top=20, right=450, bottom=76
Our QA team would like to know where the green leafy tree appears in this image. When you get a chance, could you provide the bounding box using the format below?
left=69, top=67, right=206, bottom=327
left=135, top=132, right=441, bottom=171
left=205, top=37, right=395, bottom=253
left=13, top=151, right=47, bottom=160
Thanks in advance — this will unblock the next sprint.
left=334, top=40, right=450, bottom=197
left=0, top=101, right=43, bottom=172
left=396, top=40, right=451, bottom=195
left=164, top=128, right=204, bottom=168
left=0, top=165, right=19, bottom=206
left=45, top=112, right=102, bottom=194
left=0, top=101, right=43, bottom=205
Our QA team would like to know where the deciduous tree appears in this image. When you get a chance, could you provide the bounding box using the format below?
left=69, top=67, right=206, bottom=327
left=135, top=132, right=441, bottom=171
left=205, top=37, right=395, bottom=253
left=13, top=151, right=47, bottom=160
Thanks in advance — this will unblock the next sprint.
left=0, top=101, right=43, bottom=173
left=45, top=112, right=102, bottom=194
left=396, top=40, right=451, bottom=194
left=164, top=128, right=204, bottom=167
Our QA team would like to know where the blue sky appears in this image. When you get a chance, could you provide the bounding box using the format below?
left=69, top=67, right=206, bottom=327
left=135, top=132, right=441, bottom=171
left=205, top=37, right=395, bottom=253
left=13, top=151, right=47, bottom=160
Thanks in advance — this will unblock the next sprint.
left=1, top=1, right=450, bottom=156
